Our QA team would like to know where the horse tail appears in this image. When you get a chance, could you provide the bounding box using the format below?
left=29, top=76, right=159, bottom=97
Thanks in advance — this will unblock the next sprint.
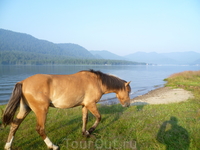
left=2, top=83, right=22, bottom=126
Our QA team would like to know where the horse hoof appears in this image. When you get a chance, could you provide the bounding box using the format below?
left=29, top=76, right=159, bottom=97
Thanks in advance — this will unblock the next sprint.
left=4, top=143, right=11, bottom=150
left=48, top=144, right=59, bottom=150
left=83, top=130, right=90, bottom=137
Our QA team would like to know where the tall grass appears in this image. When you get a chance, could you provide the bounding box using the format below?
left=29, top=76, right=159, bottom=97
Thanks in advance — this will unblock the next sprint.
left=0, top=70, right=200, bottom=149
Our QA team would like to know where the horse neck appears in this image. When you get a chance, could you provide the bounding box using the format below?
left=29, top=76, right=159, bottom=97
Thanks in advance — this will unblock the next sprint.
left=101, top=85, right=118, bottom=94
left=98, top=73, right=123, bottom=94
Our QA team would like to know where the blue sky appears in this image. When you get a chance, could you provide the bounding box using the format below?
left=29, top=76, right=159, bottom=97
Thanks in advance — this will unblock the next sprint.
left=0, top=0, right=200, bottom=56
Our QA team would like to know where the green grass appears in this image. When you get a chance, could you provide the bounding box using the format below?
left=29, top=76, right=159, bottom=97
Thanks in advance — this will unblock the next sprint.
left=164, top=70, right=200, bottom=99
left=1, top=70, right=200, bottom=150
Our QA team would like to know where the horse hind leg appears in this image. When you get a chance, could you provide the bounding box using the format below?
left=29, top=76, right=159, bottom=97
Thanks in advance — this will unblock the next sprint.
left=4, top=100, right=31, bottom=150
left=33, top=104, right=59, bottom=150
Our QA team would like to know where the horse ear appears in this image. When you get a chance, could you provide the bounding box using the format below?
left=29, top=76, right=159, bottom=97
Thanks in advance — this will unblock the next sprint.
left=125, top=81, right=131, bottom=86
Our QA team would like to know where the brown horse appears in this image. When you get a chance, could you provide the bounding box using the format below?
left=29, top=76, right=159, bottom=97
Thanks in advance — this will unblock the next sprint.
left=3, top=69, right=131, bottom=150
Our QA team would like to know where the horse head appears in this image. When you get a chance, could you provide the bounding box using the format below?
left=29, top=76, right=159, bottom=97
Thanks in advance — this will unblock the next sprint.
left=116, top=81, right=131, bottom=107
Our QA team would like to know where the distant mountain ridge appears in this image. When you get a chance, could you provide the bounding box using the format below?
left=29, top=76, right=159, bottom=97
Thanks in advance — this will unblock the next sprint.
left=124, top=51, right=200, bottom=65
left=0, top=29, right=94, bottom=59
left=0, top=28, right=140, bottom=65
left=124, top=52, right=177, bottom=64
left=91, top=50, right=200, bottom=65
left=162, top=51, right=200, bottom=65
left=90, top=50, right=125, bottom=60
left=0, top=28, right=199, bottom=65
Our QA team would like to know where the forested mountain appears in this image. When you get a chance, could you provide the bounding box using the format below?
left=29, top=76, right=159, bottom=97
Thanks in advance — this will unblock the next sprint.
left=0, top=29, right=94, bottom=58
left=57, top=43, right=94, bottom=59
left=0, top=29, right=142, bottom=65
left=90, top=50, right=125, bottom=60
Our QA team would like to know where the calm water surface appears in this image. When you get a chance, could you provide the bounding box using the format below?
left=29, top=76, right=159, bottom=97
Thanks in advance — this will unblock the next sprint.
left=0, top=65, right=199, bottom=105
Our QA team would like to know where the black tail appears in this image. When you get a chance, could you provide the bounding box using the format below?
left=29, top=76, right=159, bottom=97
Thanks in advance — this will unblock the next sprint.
left=2, top=83, right=22, bottom=126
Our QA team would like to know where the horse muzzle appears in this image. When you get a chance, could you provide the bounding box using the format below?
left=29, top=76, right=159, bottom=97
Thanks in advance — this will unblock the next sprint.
left=122, top=101, right=130, bottom=107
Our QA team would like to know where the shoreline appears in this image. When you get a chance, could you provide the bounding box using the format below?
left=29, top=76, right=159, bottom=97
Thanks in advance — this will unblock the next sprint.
left=98, top=84, right=164, bottom=105
left=131, top=87, right=194, bottom=105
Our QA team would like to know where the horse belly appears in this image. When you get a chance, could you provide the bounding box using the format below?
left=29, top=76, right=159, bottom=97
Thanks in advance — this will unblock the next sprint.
left=51, top=94, right=84, bottom=109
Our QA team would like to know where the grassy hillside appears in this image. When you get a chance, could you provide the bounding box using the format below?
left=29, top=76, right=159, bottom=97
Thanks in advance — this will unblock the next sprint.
left=0, top=71, right=200, bottom=149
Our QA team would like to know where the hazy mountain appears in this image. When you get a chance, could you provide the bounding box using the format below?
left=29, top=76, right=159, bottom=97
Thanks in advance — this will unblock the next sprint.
left=90, top=50, right=125, bottom=60
left=192, top=58, right=200, bottom=65
left=125, top=52, right=177, bottom=64
left=125, top=51, right=200, bottom=65
left=0, top=29, right=94, bottom=59
left=162, top=51, right=200, bottom=65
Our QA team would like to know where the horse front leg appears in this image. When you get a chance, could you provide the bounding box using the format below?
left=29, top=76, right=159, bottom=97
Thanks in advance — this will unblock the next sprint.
left=82, top=106, right=89, bottom=136
left=85, top=103, right=101, bottom=135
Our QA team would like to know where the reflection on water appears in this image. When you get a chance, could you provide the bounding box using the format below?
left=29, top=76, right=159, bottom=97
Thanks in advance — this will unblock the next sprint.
left=0, top=65, right=199, bottom=105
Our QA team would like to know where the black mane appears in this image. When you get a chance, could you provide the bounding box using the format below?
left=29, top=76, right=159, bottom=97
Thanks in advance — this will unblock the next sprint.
left=88, top=69, right=127, bottom=91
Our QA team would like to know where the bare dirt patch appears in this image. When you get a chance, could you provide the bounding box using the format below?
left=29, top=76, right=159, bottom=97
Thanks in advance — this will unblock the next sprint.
left=131, top=87, right=194, bottom=105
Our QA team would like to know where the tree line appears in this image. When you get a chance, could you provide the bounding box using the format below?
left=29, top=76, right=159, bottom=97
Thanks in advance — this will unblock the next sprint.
left=0, top=51, right=144, bottom=65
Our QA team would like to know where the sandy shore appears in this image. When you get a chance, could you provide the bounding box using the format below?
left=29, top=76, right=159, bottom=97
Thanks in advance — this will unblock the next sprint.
left=131, top=87, right=194, bottom=105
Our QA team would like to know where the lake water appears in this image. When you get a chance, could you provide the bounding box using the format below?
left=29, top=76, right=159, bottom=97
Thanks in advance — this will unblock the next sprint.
left=0, top=65, right=199, bottom=105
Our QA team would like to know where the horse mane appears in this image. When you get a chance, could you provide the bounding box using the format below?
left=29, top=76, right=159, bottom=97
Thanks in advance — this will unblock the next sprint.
left=82, top=69, right=128, bottom=91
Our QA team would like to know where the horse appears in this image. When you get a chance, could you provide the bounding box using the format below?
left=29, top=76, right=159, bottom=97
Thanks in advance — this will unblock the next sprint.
left=2, top=69, right=131, bottom=150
